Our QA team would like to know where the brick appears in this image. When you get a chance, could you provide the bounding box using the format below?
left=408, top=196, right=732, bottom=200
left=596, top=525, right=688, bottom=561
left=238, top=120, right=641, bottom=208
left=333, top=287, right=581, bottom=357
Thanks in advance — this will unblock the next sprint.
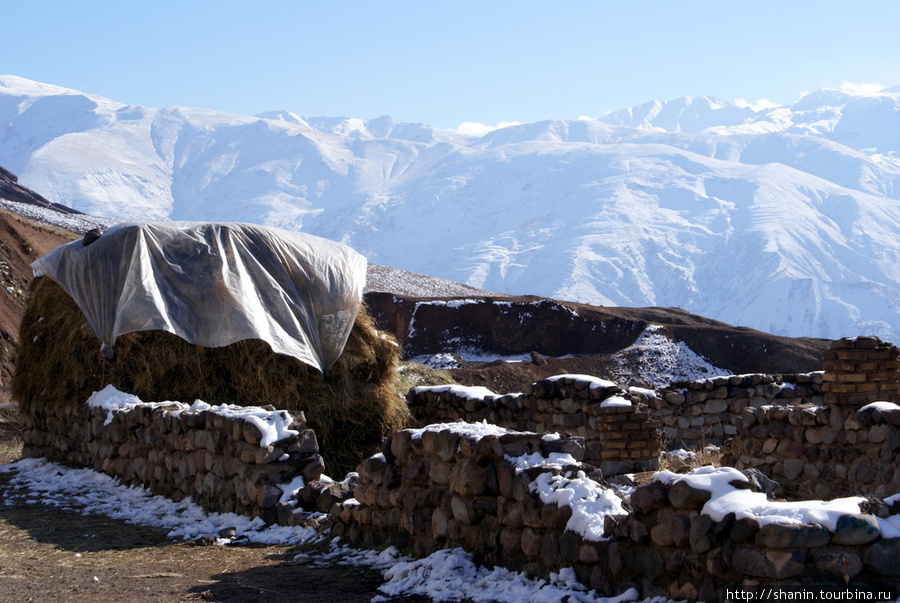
left=843, top=393, right=872, bottom=405
left=829, top=339, right=857, bottom=349
left=867, top=371, right=897, bottom=382
left=834, top=349, right=878, bottom=361
left=855, top=383, right=879, bottom=393
left=825, top=383, right=858, bottom=394
left=837, top=373, right=868, bottom=383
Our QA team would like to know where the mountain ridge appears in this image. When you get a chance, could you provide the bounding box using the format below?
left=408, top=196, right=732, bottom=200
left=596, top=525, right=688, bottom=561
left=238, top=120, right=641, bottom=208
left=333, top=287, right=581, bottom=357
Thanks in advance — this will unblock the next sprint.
left=3, top=76, right=899, bottom=342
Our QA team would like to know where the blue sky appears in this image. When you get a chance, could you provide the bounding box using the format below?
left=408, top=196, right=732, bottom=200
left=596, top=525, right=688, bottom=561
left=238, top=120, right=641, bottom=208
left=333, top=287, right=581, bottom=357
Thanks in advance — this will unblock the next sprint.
left=4, top=1, right=900, bottom=130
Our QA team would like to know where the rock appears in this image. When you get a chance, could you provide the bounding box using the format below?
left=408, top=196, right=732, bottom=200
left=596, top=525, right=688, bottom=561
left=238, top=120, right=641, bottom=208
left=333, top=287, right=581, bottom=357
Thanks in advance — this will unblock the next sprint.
left=853, top=456, right=877, bottom=484
left=630, top=482, right=669, bottom=511
left=541, top=503, right=572, bottom=531
left=540, top=532, right=562, bottom=566
left=579, top=542, right=602, bottom=563
left=668, top=578, right=698, bottom=601
left=781, top=458, right=805, bottom=480
left=540, top=436, right=585, bottom=462
left=257, top=484, right=282, bottom=509
left=704, top=399, right=728, bottom=414
left=601, top=460, right=636, bottom=476
left=316, top=480, right=355, bottom=512
left=863, top=539, right=900, bottom=576
left=670, top=513, right=692, bottom=548
left=389, top=430, right=413, bottom=463
left=301, top=454, right=326, bottom=482
left=558, top=531, right=581, bottom=562
left=650, top=522, right=674, bottom=547
left=626, top=517, right=649, bottom=543
left=811, top=548, right=863, bottom=580
left=689, top=514, right=713, bottom=553
left=732, top=545, right=806, bottom=579
left=668, top=480, right=711, bottom=509
left=859, top=496, right=891, bottom=518
left=241, top=420, right=263, bottom=445
left=754, top=522, right=830, bottom=549
left=449, top=462, right=487, bottom=497
left=292, top=429, right=319, bottom=454
left=831, top=514, right=880, bottom=545
left=739, top=468, right=779, bottom=499
left=624, top=547, right=664, bottom=580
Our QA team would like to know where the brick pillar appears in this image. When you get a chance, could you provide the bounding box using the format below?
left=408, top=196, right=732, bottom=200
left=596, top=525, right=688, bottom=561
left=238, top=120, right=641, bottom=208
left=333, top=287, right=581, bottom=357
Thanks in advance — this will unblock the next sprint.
left=822, top=336, right=900, bottom=406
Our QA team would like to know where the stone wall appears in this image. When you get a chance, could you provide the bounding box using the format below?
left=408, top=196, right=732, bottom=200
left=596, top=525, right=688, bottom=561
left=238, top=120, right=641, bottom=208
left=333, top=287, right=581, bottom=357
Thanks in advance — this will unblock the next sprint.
left=21, top=394, right=324, bottom=524
left=715, top=338, right=900, bottom=500
left=406, top=375, right=661, bottom=474
left=335, top=423, right=900, bottom=600
left=724, top=400, right=900, bottom=500
left=651, top=372, right=824, bottom=449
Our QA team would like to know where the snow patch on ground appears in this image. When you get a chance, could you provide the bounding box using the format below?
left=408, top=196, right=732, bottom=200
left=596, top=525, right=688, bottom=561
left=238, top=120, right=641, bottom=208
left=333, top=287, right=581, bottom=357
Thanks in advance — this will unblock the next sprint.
left=609, top=325, right=728, bottom=387
left=376, top=547, right=640, bottom=603
left=0, top=199, right=119, bottom=234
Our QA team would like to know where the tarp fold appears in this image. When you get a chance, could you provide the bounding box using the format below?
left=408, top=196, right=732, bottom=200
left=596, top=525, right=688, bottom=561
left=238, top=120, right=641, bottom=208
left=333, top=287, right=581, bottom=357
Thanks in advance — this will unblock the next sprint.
left=32, top=222, right=367, bottom=374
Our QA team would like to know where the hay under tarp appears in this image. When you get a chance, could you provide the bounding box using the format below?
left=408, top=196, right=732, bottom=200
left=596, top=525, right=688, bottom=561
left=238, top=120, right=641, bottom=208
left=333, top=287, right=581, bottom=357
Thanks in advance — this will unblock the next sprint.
left=14, top=277, right=409, bottom=477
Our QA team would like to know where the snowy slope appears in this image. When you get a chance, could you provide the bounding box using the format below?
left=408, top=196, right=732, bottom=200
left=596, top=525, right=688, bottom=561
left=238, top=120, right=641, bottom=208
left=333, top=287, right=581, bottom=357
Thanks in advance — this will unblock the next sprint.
left=3, top=75, right=900, bottom=342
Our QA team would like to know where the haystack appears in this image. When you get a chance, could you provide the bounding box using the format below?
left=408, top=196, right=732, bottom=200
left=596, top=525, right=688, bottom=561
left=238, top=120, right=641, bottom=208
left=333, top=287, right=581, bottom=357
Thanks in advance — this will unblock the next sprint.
left=14, top=276, right=409, bottom=477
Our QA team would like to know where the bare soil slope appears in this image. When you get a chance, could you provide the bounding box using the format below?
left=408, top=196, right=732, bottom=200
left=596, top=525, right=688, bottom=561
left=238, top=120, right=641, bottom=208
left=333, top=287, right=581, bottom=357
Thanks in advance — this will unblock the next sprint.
left=365, top=292, right=832, bottom=393
left=0, top=208, right=77, bottom=401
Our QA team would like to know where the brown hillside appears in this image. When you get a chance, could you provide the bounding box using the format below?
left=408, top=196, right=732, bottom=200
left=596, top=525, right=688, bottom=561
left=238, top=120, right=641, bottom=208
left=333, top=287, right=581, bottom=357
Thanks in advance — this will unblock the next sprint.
left=364, top=292, right=833, bottom=392
left=0, top=209, right=76, bottom=401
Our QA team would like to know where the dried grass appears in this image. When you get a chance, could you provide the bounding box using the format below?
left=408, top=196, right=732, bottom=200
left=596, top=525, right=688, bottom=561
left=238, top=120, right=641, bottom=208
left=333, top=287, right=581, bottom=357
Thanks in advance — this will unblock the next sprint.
left=14, top=277, right=409, bottom=476
left=657, top=446, right=723, bottom=473
left=0, top=404, right=23, bottom=464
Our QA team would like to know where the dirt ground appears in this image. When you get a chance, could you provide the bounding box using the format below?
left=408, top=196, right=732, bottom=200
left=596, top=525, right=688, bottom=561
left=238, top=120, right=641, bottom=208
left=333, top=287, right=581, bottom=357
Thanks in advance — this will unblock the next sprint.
left=0, top=406, right=433, bottom=603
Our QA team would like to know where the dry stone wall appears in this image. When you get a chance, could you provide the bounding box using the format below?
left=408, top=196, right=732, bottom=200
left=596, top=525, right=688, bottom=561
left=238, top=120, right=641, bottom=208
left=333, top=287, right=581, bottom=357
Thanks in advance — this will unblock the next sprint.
left=719, top=338, right=900, bottom=500
left=21, top=395, right=324, bottom=524
left=407, top=375, right=661, bottom=475
left=724, top=399, right=900, bottom=500
left=336, top=423, right=900, bottom=600
left=651, top=372, right=825, bottom=449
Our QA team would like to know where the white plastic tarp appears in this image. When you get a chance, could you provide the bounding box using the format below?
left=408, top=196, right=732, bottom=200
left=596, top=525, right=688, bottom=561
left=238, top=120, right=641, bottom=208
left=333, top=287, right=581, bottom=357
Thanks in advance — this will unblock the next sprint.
left=31, top=222, right=367, bottom=375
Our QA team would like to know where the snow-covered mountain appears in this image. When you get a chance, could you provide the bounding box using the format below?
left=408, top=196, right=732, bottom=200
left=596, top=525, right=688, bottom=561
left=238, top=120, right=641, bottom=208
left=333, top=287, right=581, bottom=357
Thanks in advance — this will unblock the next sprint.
left=3, top=75, right=900, bottom=342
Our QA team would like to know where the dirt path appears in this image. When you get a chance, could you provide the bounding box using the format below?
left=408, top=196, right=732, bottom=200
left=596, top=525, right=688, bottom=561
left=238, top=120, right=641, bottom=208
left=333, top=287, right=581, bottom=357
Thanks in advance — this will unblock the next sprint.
left=0, top=470, right=429, bottom=603
left=0, top=410, right=432, bottom=603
